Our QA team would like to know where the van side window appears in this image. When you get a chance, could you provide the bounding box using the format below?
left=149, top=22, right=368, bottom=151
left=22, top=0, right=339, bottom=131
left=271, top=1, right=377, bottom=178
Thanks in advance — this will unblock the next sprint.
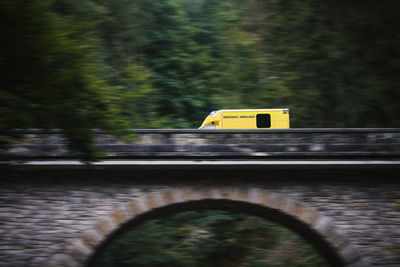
left=256, top=114, right=271, bottom=128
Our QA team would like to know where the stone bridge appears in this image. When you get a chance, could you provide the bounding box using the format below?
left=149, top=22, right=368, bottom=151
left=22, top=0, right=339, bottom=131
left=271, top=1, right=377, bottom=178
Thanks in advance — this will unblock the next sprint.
left=1, top=129, right=400, bottom=267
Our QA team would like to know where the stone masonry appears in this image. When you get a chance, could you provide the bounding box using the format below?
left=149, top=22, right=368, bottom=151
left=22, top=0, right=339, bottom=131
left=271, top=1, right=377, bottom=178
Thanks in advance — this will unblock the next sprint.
left=1, top=177, right=399, bottom=267
left=1, top=129, right=400, bottom=267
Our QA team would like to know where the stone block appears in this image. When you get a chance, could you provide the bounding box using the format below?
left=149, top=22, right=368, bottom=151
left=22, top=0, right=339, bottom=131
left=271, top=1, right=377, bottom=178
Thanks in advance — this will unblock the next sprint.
left=81, top=229, right=104, bottom=248
left=194, top=186, right=213, bottom=200
left=231, top=187, right=249, bottom=202
left=264, top=192, right=281, bottom=210
left=181, top=187, right=197, bottom=201
left=146, top=192, right=165, bottom=209
left=110, top=209, right=126, bottom=225
left=313, top=216, right=334, bottom=236
left=68, top=239, right=92, bottom=264
left=164, top=188, right=183, bottom=204
left=326, top=230, right=348, bottom=250
left=301, top=208, right=320, bottom=226
left=219, top=186, right=235, bottom=199
left=339, top=243, right=362, bottom=264
left=248, top=187, right=262, bottom=204
left=286, top=201, right=306, bottom=219
left=210, top=187, right=223, bottom=199
left=128, top=197, right=148, bottom=215
left=96, top=217, right=117, bottom=236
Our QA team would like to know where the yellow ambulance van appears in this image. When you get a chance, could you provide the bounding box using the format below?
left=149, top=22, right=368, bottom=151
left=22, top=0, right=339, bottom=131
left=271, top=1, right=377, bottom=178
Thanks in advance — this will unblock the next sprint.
left=199, top=109, right=290, bottom=129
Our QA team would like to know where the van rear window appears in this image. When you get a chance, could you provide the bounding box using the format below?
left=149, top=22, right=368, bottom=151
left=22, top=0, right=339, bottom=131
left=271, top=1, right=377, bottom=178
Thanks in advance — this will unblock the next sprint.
left=256, top=114, right=271, bottom=128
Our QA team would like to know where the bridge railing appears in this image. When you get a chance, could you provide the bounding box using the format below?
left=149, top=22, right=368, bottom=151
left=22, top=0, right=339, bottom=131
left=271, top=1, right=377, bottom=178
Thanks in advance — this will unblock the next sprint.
left=5, top=128, right=400, bottom=160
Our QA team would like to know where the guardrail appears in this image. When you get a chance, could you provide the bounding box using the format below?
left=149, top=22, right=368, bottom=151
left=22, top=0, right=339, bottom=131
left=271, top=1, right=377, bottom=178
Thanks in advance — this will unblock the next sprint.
left=4, top=129, right=400, bottom=160
left=15, top=128, right=400, bottom=133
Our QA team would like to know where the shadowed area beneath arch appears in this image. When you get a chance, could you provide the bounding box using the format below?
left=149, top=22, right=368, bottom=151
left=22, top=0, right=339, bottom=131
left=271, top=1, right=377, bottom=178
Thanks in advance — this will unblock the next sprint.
left=86, top=199, right=345, bottom=267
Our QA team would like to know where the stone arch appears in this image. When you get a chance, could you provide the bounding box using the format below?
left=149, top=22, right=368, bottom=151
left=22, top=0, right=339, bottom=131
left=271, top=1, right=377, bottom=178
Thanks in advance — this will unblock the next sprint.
left=54, top=186, right=368, bottom=267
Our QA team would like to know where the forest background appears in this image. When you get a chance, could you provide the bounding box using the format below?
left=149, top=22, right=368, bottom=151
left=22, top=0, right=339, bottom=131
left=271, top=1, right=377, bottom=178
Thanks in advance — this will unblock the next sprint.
left=1, top=1, right=399, bottom=265
left=1, top=0, right=400, bottom=158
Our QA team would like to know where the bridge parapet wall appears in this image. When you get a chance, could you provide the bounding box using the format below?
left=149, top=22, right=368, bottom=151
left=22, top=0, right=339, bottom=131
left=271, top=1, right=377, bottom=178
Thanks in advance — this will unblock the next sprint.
left=6, top=128, right=400, bottom=159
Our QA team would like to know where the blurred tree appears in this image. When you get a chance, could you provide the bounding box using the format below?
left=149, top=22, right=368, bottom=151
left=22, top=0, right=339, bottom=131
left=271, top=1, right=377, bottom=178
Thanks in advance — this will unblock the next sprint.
left=142, top=0, right=214, bottom=128
left=205, top=0, right=292, bottom=113
left=2, top=0, right=399, bottom=160
left=0, top=0, right=158, bottom=160
left=0, top=0, right=113, bottom=160
left=91, top=0, right=163, bottom=128
left=54, top=0, right=162, bottom=128
left=265, top=0, right=400, bottom=127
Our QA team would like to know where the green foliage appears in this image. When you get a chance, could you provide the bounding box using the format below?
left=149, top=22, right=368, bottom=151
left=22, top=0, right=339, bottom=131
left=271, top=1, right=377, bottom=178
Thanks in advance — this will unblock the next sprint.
left=0, top=0, right=157, bottom=160
left=0, top=0, right=109, bottom=160
left=93, top=210, right=326, bottom=267
left=265, top=0, right=400, bottom=127
left=141, top=0, right=214, bottom=128
left=1, top=0, right=399, bottom=159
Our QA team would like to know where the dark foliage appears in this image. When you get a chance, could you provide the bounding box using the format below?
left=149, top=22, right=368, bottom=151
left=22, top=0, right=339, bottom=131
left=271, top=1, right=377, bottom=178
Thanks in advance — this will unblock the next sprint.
left=1, top=0, right=399, bottom=159
left=93, top=210, right=326, bottom=267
